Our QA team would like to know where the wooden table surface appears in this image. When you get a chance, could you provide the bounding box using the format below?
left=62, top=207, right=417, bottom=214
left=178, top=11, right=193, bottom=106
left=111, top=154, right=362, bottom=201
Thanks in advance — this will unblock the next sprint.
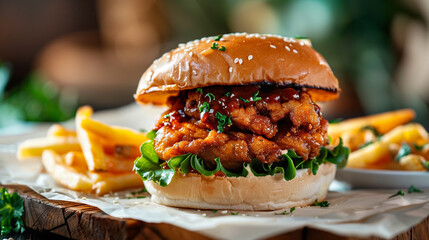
left=1, top=184, right=428, bottom=240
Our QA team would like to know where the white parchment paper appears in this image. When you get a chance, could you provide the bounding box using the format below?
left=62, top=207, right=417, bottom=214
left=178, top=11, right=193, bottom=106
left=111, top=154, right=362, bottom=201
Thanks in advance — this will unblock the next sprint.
left=1, top=104, right=429, bottom=240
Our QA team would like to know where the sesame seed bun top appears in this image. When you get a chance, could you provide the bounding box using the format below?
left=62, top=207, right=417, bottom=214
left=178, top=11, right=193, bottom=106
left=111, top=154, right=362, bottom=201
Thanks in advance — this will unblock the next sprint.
left=135, top=33, right=340, bottom=105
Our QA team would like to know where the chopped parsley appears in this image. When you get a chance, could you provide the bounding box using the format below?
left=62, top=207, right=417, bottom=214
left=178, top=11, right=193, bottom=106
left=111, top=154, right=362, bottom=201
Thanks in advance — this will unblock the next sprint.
left=214, top=34, right=223, bottom=41
left=205, top=93, right=215, bottom=101
left=219, top=46, right=226, bottom=51
left=239, top=97, right=250, bottom=103
left=408, top=185, right=423, bottom=193
left=422, top=160, right=429, bottom=170
left=210, top=42, right=219, bottom=50
left=196, top=88, right=203, bottom=94
left=164, top=113, right=170, bottom=118
left=0, top=188, right=25, bottom=235
left=394, top=142, right=412, bottom=162
left=216, top=112, right=232, bottom=133
left=312, top=199, right=330, bottom=207
left=212, top=210, right=218, bottom=213
left=414, top=143, right=428, bottom=151
left=388, top=190, right=405, bottom=199
left=361, top=125, right=381, bottom=137
left=199, top=102, right=210, bottom=113
left=230, top=212, right=240, bottom=215
left=251, top=91, right=262, bottom=101
left=290, top=207, right=296, bottom=213
left=225, top=92, right=231, bottom=97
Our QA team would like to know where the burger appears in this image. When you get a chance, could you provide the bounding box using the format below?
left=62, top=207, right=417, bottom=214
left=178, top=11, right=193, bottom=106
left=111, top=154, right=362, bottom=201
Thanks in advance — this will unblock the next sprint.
left=133, top=33, right=349, bottom=211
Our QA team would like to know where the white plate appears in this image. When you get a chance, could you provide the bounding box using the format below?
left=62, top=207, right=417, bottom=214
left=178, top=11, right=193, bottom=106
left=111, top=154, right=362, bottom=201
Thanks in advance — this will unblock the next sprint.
left=335, top=168, right=429, bottom=189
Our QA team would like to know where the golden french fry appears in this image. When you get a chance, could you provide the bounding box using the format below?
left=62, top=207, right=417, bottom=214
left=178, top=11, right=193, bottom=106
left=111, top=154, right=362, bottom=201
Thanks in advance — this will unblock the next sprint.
left=42, top=150, right=93, bottom=192
left=17, top=137, right=81, bottom=160
left=399, top=154, right=426, bottom=171
left=76, top=106, right=109, bottom=171
left=329, top=109, right=416, bottom=141
left=47, top=124, right=77, bottom=138
left=381, top=123, right=428, bottom=143
left=64, top=151, right=88, bottom=172
left=90, top=172, right=144, bottom=195
left=81, top=118, right=147, bottom=146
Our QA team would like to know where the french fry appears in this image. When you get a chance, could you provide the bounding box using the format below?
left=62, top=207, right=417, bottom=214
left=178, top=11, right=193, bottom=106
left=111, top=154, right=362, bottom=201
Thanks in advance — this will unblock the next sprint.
left=64, top=151, right=88, bottom=172
left=76, top=106, right=109, bottom=171
left=90, top=172, right=144, bottom=195
left=81, top=118, right=147, bottom=146
left=42, top=150, right=93, bottom=192
left=329, top=109, right=416, bottom=142
left=47, top=124, right=77, bottom=137
left=347, top=123, right=429, bottom=169
left=17, top=137, right=81, bottom=160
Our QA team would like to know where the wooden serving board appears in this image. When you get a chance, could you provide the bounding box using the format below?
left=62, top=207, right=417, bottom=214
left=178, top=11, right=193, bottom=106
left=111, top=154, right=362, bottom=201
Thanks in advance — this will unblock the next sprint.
left=2, top=184, right=429, bottom=240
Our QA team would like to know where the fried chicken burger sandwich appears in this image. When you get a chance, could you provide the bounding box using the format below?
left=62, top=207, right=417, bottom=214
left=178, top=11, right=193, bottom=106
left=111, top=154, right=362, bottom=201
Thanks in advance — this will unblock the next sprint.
left=133, top=33, right=349, bottom=211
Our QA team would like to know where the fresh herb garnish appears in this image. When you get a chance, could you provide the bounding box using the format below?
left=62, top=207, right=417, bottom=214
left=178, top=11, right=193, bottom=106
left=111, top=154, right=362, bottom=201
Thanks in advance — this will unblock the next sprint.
left=274, top=211, right=288, bottom=215
left=196, top=88, right=203, bottom=94
left=210, top=42, right=219, bottom=50
left=164, top=113, right=170, bottom=118
left=359, top=141, right=373, bottom=149
left=361, top=125, right=382, bottom=137
left=231, top=212, right=240, bottom=215
left=408, top=185, right=423, bottom=193
left=199, top=102, right=210, bottom=113
left=294, top=36, right=310, bottom=40
left=225, top=92, right=231, bottom=97
left=214, top=34, right=223, bottom=41
left=421, top=160, right=429, bottom=170
left=414, top=143, right=428, bottom=151
left=219, top=46, right=226, bottom=51
left=212, top=210, right=218, bottom=213
left=205, top=93, right=215, bottom=101
left=134, top=138, right=349, bottom=187
left=239, top=97, right=250, bottom=103
left=290, top=207, right=296, bottom=213
left=0, top=188, right=25, bottom=235
left=328, top=118, right=343, bottom=124
left=146, top=130, right=157, bottom=140
left=394, top=142, right=412, bottom=162
left=251, top=91, right=262, bottom=101
left=216, top=112, right=232, bottom=133
left=131, top=188, right=147, bottom=195
left=312, top=199, right=330, bottom=207
left=388, top=190, right=405, bottom=199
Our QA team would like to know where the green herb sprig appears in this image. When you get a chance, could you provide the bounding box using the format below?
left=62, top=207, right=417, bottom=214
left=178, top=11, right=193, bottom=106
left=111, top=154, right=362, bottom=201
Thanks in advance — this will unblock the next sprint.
left=199, top=102, right=210, bottom=113
left=312, top=199, right=330, bottom=207
left=394, top=142, right=411, bottom=162
left=216, top=112, right=232, bottom=133
left=0, top=188, right=25, bottom=235
left=205, top=93, right=215, bottom=101
left=388, top=190, right=405, bottom=199
left=251, top=91, right=262, bottom=101
left=196, top=88, right=203, bottom=94
left=408, top=185, right=423, bottom=193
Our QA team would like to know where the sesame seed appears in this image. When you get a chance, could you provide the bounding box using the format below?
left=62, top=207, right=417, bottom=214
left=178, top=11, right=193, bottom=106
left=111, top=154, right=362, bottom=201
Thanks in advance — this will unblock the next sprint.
left=178, top=43, right=185, bottom=48
left=238, top=58, right=243, bottom=64
left=192, top=70, right=197, bottom=75
left=113, top=200, right=118, bottom=204
left=260, top=36, right=266, bottom=39
left=248, top=55, right=253, bottom=60
left=293, top=94, right=299, bottom=99
left=234, top=58, right=239, bottom=64
left=270, top=44, right=276, bottom=49
left=285, top=46, right=290, bottom=51
left=300, top=42, right=305, bottom=46
left=293, top=49, right=298, bottom=54
left=81, top=197, right=87, bottom=200
left=229, top=67, right=233, bottom=72
left=221, top=210, right=228, bottom=214
left=189, top=52, right=193, bottom=57
left=289, top=43, right=293, bottom=47
left=202, top=213, right=207, bottom=217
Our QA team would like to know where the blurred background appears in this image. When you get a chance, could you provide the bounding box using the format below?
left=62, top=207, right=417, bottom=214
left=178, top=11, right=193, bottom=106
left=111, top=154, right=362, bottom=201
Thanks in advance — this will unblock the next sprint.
left=0, top=0, right=428, bottom=131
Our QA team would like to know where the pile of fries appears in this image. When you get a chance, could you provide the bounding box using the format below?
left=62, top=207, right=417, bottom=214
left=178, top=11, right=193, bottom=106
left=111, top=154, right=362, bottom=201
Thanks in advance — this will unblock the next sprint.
left=17, top=106, right=146, bottom=195
left=329, top=109, right=429, bottom=171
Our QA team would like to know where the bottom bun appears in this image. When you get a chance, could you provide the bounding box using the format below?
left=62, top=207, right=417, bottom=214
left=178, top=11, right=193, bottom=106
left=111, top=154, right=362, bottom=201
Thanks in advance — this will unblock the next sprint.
left=144, top=163, right=336, bottom=211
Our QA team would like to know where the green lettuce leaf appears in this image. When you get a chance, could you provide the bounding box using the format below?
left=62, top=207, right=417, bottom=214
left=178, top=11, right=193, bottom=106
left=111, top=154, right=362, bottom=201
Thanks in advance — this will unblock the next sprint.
left=134, top=138, right=350, bottom=187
